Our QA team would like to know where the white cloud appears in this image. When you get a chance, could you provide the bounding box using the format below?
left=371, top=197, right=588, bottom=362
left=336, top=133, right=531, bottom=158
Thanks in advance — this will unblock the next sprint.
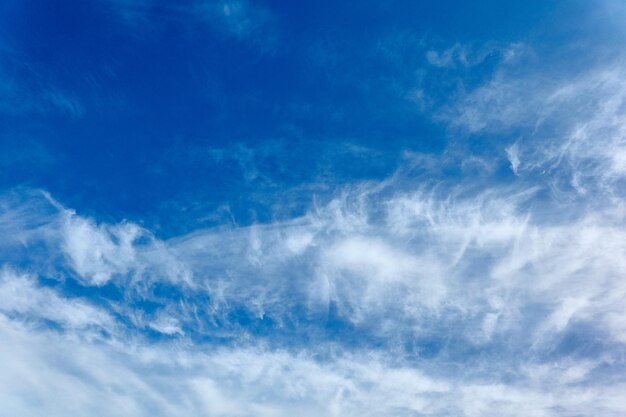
left=444, top=59, right=626, bottom=195
left=505, top=142, right=521, bottom=175
left=425, top=42, right=525, bottom=69
left=0, top=315, right=624, bottom=417
left=62, top=215, right=142, bottom=285
left=1, top=158, right=625, bottom=416
left=0, top=268, right=115, bottom=332
left=2, top=176, right=625, bottom=350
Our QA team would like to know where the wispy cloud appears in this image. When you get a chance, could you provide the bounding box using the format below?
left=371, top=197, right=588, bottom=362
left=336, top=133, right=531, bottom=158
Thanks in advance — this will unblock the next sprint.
left=103, top=0, right=277, bottom=48
left=425, top=42, right=525, bottom=69
left=3, top=30, right=626, bottom=407
left=3, top=135, right=626, bottom=345
left=443, top=60, right=626, bottom=197
left=0, top=268, right=115, bottom=332
left=195, top=0, right=275, bottom=40
left=0, top=52, right=84, bottom=118
left=0, top=309, right=624, bottom=416
left=2, top=1, right=626, bottom=415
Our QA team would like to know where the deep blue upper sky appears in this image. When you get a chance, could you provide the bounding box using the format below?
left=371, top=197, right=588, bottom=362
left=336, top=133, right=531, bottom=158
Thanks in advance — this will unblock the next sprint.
left=0, top=0, right=597, bottom=236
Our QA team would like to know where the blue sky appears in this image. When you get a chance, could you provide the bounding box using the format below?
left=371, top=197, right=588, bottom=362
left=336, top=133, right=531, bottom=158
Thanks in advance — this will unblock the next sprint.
left=1, top=1, right=626, bottom=416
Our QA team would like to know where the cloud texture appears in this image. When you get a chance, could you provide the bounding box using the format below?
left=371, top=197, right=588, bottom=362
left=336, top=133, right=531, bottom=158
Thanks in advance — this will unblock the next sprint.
left=1, top=1, right=626, bottom=415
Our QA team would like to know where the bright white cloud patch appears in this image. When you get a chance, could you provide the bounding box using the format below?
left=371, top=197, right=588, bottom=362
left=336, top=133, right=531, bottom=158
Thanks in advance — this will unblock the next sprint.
left=63, top=215, right=142, bottom=285
left=0, top=268, right=114, bottom=331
